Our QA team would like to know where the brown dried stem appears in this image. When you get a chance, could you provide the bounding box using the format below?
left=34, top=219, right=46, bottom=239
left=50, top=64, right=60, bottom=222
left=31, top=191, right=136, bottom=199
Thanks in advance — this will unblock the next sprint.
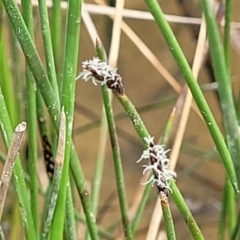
left=0, top=122, right=27, bottom=221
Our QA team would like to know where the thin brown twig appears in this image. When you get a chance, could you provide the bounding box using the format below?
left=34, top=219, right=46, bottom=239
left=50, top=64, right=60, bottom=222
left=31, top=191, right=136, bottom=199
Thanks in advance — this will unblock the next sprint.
left=0, top=122, right=27, bottom=221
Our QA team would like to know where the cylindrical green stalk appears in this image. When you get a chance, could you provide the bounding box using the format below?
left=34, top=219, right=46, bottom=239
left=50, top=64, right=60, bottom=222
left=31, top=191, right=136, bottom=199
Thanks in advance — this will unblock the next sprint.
left=2, top=0, right=98, bottom=237
left=0, top=42, right=17, bottom=126
left=200, top=0, right=240, bottom=188
left=161, top=197, right=176, bottom=240
left=97, top=42, right=132, bottom=239
left=101, top=86, right=132, bottom=239
left=144, top=0, right=239, bottom=196
left=114, top=93, right=203, bottom=239
left=50, top=0, right=82, bottom=238
left=64, top=186, right=77, bottom=240
left=2, top=0, right=61, bottom=126
left=223, top=0, right=232, bottom=72
left=51, top=0, right=61, bottom=75
left=37, top=0, right=59, bottom=99
left=21, top=1, right=39, bottom=236
left=170, top=182, right=204, bottom=239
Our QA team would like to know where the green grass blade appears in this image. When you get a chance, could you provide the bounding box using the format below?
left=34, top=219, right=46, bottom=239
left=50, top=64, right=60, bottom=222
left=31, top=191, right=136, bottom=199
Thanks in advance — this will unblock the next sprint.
left=21, top=0, right=39, bottom=235
left=224, top=0, right=232, bottom=72
left=2, top=0, right=61, bottom=124
left=144, top=0, right=239, bottom=196
left=97, top=42, right=132, bottom=239
left=200, top=0, right=240, bottom=185
left=50, top=0, right=82, bottom=238
left=226, top=179, right=236, bottom=237
left=51, top=0, right=61, bottom=74
left=41, top=109, right=65, bottom=240
left=114, top=94, right=203, bottom=239
left=26, top=64, right=39, bottom=236
left=161, top=197, right=176, bottom=240
left=41, top=157, right=63, bottom=240
left=0, top=42, right=17, bottom=126
left=64, top=187, right=77, bottom=240
left=2, top=5, right=97, bottom=237
left=117, top=94, right=150, bottom=147
left=9, top=27, right=23, bottom=121
left=91, top=109, right=108, bottom=213
left=69, top=149, right=99, bottom=239
left=37, top=0, right=59, bottom=98
left=131, top=99, right=175, bottom=236
left=101, top=85, right=132, bottom=239
left=170, top=182, right=204, bottom=239
left=218, top=178, right=235, bottom=240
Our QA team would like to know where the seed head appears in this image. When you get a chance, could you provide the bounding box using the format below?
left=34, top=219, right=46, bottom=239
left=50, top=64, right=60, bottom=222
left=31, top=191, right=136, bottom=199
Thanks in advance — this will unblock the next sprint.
left=77, top=57, right=124, bottom=94
left=137, top=136, right=176, bottom=195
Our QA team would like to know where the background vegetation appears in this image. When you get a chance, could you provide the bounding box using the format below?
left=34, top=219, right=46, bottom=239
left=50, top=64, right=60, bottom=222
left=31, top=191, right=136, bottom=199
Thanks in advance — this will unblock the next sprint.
left=0, top=0, right=240, bottom=239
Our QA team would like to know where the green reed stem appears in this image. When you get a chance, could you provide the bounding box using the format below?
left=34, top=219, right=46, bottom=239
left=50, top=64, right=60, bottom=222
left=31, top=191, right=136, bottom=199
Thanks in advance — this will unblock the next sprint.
left=37, top=0, right=59, bottom=98
left=2, top=0, right=61, bottom=124
left=85, top=106, right=108, bottom=239
left=64, top=186, right=77, bottom=240
left=9, top=27, right=23, bottom=122
left=0, top=5, right=17, bottom=126
left=0, top=1, right=2, bottom=42
left=161, top=198, right=176, bottom=240
left=97, top=41, right=132, bottom=239
left=170, top=182, right=204, bottom=239
left=0, top=42, right=16, bottom=126
left=117, top=94, right=150, bottom=147
left=226, top=179, right=236, bottom=237
left=70, top=149, right=99, bottom=239
left=51, top=0, right=61, bottom=75
left=144, top=0, right=239, bottom=196
left=0, top=86, right=36, bottom=240
left=3, top=3, right=97, bottom=238
left=200, top=0, right=240, bottom=187
left=114, top=93, right=204, bottom=238
left=43, top=109, right=64, bottom=239
left=41, top=157, right=63, bottom=240
left=26, top=64, right=39, bottom=235
left=131, top=98, right=175, bottom=236
left=101, top=85, right=132, bottom=240
left=50, top=1, right=82, bottom=238
left=91, top=109, right=108, bottom=214
left=218, top=178, right=234, bottom=240
left=21, top=1, right=39, bottom=236
left=223, top=0, right=232, bottom=73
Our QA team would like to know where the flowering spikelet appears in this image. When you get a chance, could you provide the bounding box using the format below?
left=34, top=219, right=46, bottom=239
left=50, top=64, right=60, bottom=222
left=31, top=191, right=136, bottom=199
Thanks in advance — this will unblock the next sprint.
left=137, top=136, right=176, bottom=196
left=77, top=57, right=124, bottom=94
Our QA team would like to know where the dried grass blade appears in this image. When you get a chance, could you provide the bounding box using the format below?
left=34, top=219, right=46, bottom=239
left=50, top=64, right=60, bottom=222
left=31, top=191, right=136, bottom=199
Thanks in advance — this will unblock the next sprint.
left=0, top=121, right=27, bottom=220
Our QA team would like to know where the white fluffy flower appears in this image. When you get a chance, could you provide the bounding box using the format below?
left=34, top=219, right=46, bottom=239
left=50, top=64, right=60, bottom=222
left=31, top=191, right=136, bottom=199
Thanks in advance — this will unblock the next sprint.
left=137, top=136, right=176, bottom=194
left=76, top=57, right=124, bottom=94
